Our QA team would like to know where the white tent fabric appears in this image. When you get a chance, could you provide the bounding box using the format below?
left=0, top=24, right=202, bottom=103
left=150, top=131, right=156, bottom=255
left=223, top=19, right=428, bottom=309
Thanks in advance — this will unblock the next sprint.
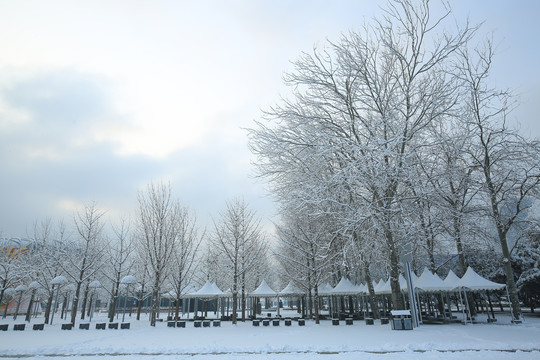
left=373, top=279, right=386, bottom=295
left=414, top=268, right=453, bottom=292
left=331, top=277, right=360, bottom=296
left=455, top=267, right=506, bottom=291
left=376, top=279, right=392, bottom=295
left=443, top=270, right=461, bottom=289
left=249, top=280, right=278, bottom=297
left=279, top=281, right=304, bottom=296
left=186, top=281, right=224, bottom=298
left=317, top=283, right=334, bottom=296
left=355, top=283, right=367, bottom=294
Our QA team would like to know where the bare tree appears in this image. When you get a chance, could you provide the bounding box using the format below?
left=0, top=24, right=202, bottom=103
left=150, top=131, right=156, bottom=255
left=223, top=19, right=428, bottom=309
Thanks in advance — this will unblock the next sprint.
left=30, top=219, right=69, bottom=324
left=66, top=202, right=106, bottom=326
left=249, top=0, right=476, bottom=310
left=136, top=182, right=181, bottom=326
left=212, top=198, right=267, bottom=323
left=275, top=212, right=338, bottom=323
left=458, top=39, right=540, bottom=321
left=102, top=217, right=134, bottom=322
left=168, top=207, right=203, bottom=320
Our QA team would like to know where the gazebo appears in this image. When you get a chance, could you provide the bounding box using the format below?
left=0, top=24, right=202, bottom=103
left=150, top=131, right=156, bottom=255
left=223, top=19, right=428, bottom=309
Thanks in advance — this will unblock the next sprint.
left=185, top=281, right=225, bottom=319
left=279, top=281, right=304, bottom=316
left=414, top=268, right=454, bottom=323
left=454, top=267, right=506, bottom=323
left=249, top=280, right=279, bottom=317
left=330, top=277, right=362, bottom=318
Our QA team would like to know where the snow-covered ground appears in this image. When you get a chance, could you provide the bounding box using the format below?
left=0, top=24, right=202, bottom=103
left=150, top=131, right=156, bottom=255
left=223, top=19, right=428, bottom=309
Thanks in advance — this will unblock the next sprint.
left=1, top=311, right=539, bottom=359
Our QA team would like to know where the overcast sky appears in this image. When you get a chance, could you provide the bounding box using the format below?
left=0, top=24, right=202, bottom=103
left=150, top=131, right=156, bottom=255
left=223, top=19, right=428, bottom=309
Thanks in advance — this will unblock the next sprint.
left=0, top=0, right=539, bottom=238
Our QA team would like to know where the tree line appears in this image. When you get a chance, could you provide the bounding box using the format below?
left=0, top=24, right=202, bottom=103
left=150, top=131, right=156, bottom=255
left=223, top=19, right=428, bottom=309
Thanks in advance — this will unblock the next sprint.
left=0, top=183, right=269, bottom=326
left=248, top=0, right=540, bottom=322
left=2, top=0, right=540, bottom=326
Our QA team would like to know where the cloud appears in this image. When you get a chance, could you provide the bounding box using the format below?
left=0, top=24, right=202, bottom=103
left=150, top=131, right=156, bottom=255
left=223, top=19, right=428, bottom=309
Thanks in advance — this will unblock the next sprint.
left=0, top=68, right=275, bottom=237
left=0, top=69, right=120, bottom=162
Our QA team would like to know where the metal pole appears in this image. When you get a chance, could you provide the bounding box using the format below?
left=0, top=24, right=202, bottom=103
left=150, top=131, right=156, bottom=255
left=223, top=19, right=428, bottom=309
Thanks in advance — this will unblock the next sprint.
left=405, top=262, right=419, bottom=328
left=463, top=289, right=472, bottom=324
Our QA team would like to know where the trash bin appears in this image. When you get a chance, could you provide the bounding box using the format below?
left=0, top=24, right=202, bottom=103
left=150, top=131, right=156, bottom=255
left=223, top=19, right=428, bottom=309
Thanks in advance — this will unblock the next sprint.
left=390, top=310, right=413, bottom=330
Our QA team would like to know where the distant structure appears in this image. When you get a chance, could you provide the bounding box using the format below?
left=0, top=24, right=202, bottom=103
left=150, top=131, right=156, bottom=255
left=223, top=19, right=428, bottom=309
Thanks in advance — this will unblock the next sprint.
left=0, top=237, right=34, bottom=257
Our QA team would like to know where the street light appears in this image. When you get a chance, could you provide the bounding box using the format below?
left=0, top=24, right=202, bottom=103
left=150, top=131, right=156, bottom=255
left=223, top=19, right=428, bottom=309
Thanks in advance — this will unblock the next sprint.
left=120, top=275, right=137, bottom=323
left=50, top=276, right=68, bottom=325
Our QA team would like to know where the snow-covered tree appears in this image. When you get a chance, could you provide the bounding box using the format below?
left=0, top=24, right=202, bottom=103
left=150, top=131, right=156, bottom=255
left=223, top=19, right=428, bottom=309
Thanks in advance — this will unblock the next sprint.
left=65, top=202, right=106, bottom=326
left=457, top=39, right=540, bottom=321
left=136, top=182, right=181, bottom=326
left=168, top=207, right=203, bottom=320
left=30, top=218, right=70, bottom=324
left=212, top=198, right=267, bottom=323
left=275, top=211, right=338, bottom=323
left=249, top=0, right=476, bottom=310
left=101, top=217, right=135, bottom=323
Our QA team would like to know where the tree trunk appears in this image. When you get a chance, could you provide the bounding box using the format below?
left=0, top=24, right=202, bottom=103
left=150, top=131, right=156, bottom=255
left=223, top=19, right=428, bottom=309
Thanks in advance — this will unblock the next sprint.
left=313, top=285, right=320, bottom=324
left=80, top=283, right=89, bottom=320
left=241, top=273, right=246, bottom=322
left=87, top=292, right=93, bottom=317
left=365, top=264, right=379, bottom=319
left=25, top=289, right=37, bottom=322
left=136, top=286, right=144, bottom=321
left=500, top=236, right=522, bottom=321
left=44, top=293, right=53, bottom=324
left=70, top=281, right=82, bottom=326
left=150, top=277, right=160, bottom=326
left=109, top=283, right=120, bottom=323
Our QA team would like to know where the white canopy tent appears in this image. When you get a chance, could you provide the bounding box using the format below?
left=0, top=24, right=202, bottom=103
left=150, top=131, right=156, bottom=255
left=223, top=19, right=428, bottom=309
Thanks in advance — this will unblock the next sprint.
left=415, top=268, right=454, bottom=293
left=331, top=277, right=361, bottom=296
left=279, top=281, right=304, bottom=296
left=372, top=280, right=384, bottom=295
left=183, top=281, right=225, bottom=320
left=454, top=267, right=508, bottom=324
left=317, top=283, right=334, bottom=297
left=443, top=270, right=461, bottom=289
left=456, top=267, right=506, bottom=291
left=249, top=280, right=279, bottom=317
left=249, top=280, right=278, bottom=297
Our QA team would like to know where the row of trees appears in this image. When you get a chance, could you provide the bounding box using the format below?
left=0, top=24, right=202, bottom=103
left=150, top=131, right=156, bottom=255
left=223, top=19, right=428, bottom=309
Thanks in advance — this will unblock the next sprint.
left=2, top=0, right=540, bottom=326
left=0, top=183, right=269, bottom=326
left=248, top=0, right=540, bottom=322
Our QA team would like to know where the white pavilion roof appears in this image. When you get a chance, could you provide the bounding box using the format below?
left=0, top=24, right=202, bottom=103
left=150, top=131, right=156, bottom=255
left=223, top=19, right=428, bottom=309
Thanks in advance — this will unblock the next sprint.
left=249, top=280, right=278, bottom=297
left=415, top=268, right=454, bottom=292
left=455, top=267, right=506, bottom=291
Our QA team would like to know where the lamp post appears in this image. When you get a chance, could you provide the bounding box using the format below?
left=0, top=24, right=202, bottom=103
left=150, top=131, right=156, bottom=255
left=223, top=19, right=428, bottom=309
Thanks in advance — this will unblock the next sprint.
left=88, top=280, right=101, bottom=322
left=120, top=275, right=137, bottom=323
left=50, top=276, right=68, bottom=325
left=13, top=284, right=28, bottom=321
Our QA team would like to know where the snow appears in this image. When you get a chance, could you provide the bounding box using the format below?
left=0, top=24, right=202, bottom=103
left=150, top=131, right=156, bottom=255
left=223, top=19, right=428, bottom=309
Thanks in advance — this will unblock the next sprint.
left=1, top=311, right=539, bottom=359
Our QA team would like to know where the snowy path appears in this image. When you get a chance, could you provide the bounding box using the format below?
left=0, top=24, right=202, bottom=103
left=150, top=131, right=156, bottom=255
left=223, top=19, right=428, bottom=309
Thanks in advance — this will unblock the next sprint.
left=1, top=313, right=539, bottom=359
left=1, top=349, right=539, bottom=360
